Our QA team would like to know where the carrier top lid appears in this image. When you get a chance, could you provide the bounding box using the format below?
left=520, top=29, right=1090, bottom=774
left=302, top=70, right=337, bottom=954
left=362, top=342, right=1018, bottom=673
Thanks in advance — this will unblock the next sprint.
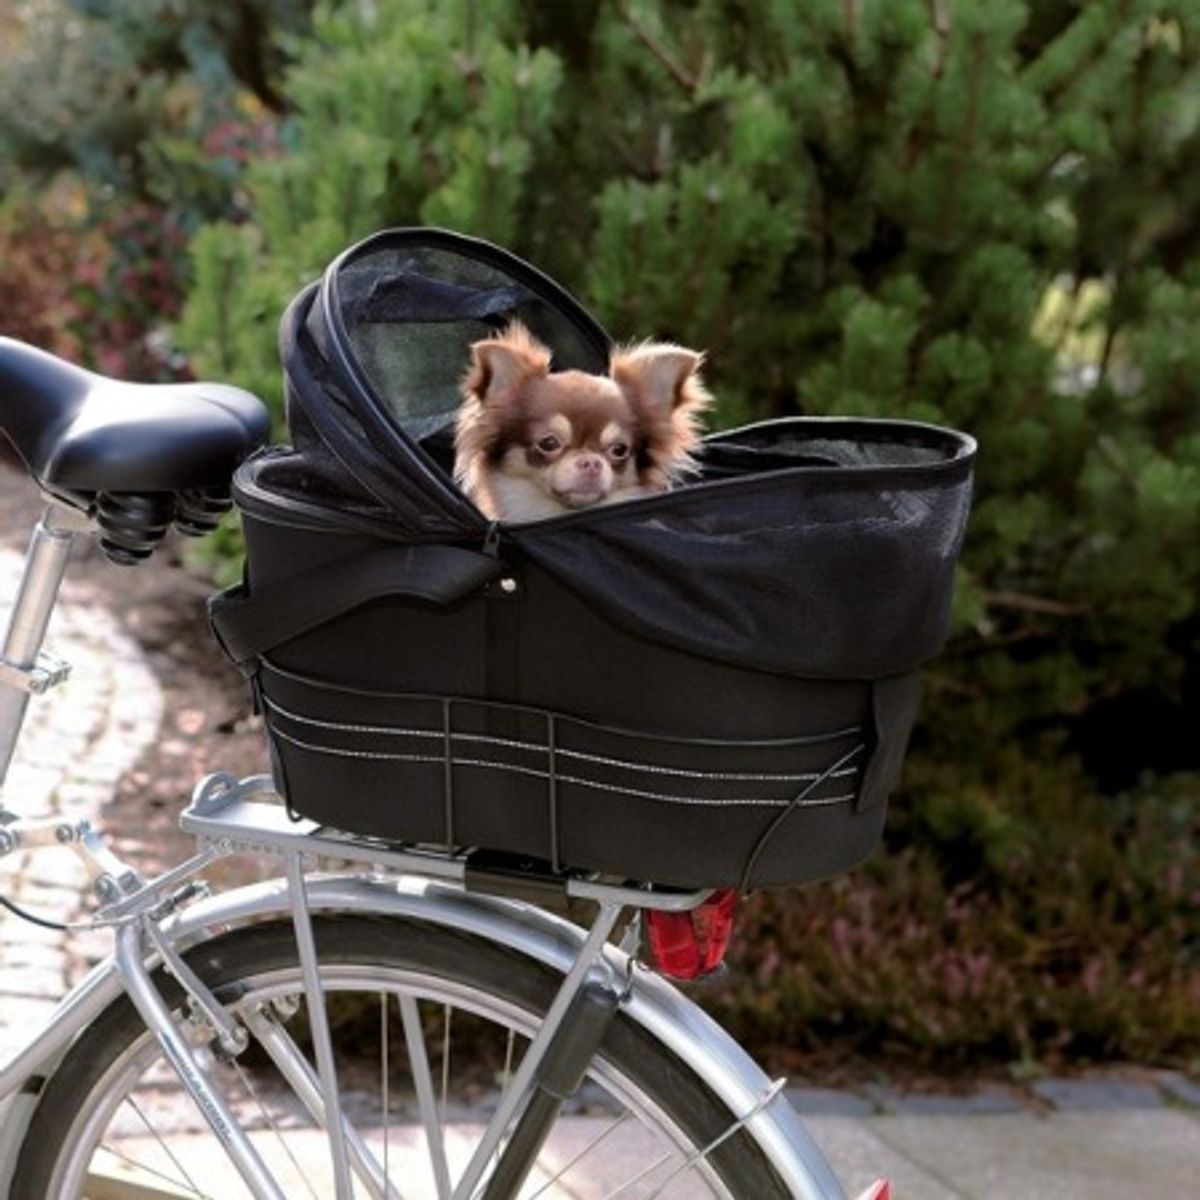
left=284, top=228, right=612, bottom=536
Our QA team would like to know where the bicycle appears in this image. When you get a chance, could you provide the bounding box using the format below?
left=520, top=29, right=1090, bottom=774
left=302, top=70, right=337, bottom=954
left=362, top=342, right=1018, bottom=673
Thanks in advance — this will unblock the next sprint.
left=0, top=336, right=892, bottom=1197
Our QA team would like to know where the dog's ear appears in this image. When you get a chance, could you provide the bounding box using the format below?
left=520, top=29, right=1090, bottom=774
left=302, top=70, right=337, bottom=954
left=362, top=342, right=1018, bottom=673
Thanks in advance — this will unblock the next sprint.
left=464, top=322, right=552, bottom=406
left=610, top=343, right=711, bottom=417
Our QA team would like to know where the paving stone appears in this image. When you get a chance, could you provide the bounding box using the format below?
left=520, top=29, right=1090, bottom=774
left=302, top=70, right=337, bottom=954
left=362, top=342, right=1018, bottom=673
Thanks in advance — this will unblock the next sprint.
left=0, top=919, right=61, bottom=948
left=786, top=1086, right=877, bottom=1117
left=804, top=1115, right=965, bottom=1199
left=4, top=874, right=80, bottom=906
left=66, top=762, right=127, bottom=786
left=18, top=869, right=86, bottom=899
left=1157, top=1071, right=1200, bottom=1109
left=1, top=766, right=63, bottom=796
left=0, top=996, right=58, bottom=1052
left=0, top=938, right=68, bottom=970
left=1031, top=1077, right=1164, bottom=1111
left=876, top=1084, right=1027, bottom=1116
left=876, top=1108, right=1200, bottom=1199
left=0, top=963, right=66, bottom=996
left=54, top=781, right=110, bottom=807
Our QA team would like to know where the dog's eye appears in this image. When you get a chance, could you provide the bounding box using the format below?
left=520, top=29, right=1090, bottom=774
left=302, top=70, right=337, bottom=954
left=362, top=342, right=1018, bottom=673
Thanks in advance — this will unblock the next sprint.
left=536, top=435, right=561, bottom=454
left=608, top=442, right=630, bottom=461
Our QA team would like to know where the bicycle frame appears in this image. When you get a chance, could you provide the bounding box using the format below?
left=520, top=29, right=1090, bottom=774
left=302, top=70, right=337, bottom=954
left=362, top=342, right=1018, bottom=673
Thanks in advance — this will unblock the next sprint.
left=0, top=501, right=89, bottom=789
left=0, top=501, right=851, bottom=1198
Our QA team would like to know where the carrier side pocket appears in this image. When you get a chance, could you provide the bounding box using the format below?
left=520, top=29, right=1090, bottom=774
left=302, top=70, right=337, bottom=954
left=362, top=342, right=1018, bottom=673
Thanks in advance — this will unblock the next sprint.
left=209, top=543, right=505, bottom=669
left=857, top=672, right=923, bottom=811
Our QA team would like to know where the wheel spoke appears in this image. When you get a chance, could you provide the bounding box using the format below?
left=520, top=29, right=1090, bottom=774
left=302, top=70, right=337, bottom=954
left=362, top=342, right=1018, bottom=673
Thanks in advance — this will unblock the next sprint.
left=440, top=1002, right=453, bottom=1116
left=381, top=991, right=391, bottom=1190
left=239, top=1003, right=403, bottom=1199
left=601, top=1150, right=677, bottom=1200
left=107, top=1095, right=210, bottom=1198
left=639, top=1078, right=789, bottom=1200
left=500, top=1027, right=517, bottom=1093
left=399, top=992, right=453, bottom=1199
left=229, top=1056, right=320, bottom=1200
left=93, top=1136, right=214, bottom=1199
left=526, top=1110, right=634, bottom=1199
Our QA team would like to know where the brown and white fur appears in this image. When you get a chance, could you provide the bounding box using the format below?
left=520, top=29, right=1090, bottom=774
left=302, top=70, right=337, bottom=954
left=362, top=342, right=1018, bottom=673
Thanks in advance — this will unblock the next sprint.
left=454, top=322, right=712, bottom=523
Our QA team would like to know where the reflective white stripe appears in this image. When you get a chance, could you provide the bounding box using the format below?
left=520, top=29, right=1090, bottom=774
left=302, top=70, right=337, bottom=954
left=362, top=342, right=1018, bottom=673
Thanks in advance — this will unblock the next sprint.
left=262, top=696, right=862, bottom=784
left=268, top=726, right=858, bottom=810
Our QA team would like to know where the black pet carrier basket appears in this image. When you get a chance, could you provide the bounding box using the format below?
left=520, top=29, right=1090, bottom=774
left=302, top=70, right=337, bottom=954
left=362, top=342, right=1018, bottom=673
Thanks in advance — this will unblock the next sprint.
left=211, top=228, right=976, bottom=890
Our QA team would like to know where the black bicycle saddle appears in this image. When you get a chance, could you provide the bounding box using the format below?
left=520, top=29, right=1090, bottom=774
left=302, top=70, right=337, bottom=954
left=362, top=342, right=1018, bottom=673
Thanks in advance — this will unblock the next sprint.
left=0, top=337, right=270, bottom=498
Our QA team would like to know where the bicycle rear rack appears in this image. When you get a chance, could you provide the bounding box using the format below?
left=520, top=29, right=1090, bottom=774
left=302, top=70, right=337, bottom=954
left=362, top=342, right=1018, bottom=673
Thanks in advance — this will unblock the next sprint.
left=180, top=771, right=715, bottom=914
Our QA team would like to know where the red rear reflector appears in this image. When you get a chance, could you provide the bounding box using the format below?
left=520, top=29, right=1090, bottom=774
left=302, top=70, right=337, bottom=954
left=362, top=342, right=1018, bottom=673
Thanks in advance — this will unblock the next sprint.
left=852, top=1182, right=890, bottom=1200
left=644, top=888, right=737, bottom=980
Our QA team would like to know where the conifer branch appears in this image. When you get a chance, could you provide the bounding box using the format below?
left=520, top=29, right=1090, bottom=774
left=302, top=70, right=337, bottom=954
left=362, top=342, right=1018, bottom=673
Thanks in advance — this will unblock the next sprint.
left=926, top=0, right=952, bottom=80
left=590, top=93, right=657, bottom=178
left=842, top=0, right=859, bottom=44
left=937, top=30, right=986, bottom=242
left=618, top=3, right=697, bottom=93
left=1021, top=4, right=1115, bottom=104
left=1095, top=434, right=1140, bottom=489
left=1097, top=279, right=1123, bottom=386
left=922, top=671, right=984, bottom=698
left=983, top=591, right=1088, bottom=618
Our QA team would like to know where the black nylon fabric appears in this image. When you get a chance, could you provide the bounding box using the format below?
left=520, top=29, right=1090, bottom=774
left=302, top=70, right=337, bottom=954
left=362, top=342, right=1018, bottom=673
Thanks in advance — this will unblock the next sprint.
left=260, top=227, right=976, bottom=681
left=281, top=283, right=486, bottom=538
left=510, top=439, right=972, bottom=678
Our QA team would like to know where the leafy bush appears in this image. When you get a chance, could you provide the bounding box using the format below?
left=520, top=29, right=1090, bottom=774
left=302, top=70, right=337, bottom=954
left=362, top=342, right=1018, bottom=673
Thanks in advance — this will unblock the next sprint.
left=0, top=0, right=308, bottom=377
left=718, top=766, right=1200, bottom=1077
left=0, top=186, right=90, bottom=357
left=0, top=0, right=309, bottom=210
left=63, top=204, right=193, bottom=379
left=174, top=1, right=1199, bottom=1073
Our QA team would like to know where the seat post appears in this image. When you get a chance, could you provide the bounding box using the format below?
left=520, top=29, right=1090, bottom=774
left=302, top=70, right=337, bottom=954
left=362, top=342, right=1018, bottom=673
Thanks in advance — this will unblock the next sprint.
left=0, top=500, right=90, bottom=802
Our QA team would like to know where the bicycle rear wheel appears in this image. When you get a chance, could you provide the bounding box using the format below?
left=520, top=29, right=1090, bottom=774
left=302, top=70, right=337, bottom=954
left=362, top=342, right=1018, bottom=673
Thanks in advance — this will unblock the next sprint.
left=13, top=914, right=793, bottom=1198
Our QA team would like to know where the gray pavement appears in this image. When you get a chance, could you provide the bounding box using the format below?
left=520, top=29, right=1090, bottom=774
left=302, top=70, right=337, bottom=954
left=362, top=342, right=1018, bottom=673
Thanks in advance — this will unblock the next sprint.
left=795, top=1081, right=1200, bottom=1197
left=1, top=540, right=1198, bottom=1196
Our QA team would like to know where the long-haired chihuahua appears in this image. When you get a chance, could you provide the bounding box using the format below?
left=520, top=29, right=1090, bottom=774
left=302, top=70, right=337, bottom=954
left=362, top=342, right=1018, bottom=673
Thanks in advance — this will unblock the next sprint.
left=454, top=322, right=712, bottom=522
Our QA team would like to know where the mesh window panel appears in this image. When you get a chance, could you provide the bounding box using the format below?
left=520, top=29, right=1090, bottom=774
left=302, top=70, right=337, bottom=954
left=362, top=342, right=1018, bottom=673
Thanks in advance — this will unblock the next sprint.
left=331, top=241, right=610, bottom=441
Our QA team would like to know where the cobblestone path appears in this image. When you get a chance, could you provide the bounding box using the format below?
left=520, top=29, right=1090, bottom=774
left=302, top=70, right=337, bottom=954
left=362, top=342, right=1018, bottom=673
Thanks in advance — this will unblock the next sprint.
left=0, top=544, right=164, bottom=1056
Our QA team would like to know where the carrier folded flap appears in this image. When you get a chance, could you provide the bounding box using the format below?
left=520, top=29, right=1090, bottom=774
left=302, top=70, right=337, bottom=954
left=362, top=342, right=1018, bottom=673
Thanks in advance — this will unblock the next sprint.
left=857, top=672, right=923, bottom=811
left=209, top=543, right=505, bottom=667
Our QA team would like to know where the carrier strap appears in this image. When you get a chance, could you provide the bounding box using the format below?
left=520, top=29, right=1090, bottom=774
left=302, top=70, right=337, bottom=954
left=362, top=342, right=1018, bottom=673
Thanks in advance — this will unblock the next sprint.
left=209, top=544, right=505, bottom=669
